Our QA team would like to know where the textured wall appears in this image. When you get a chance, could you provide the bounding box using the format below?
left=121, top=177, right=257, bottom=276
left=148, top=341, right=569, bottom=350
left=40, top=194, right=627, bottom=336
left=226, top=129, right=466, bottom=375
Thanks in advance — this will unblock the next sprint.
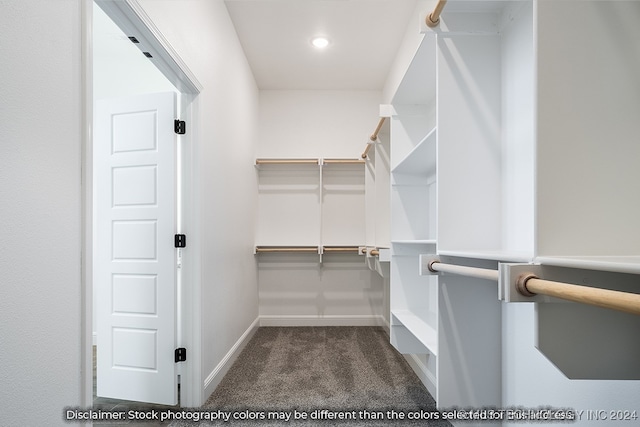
left=0, top=0, right=84, bottom=424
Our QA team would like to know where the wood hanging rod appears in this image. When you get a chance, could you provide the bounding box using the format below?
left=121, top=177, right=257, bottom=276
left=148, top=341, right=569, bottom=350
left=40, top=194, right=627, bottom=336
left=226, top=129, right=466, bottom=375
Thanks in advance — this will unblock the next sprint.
left=370, top=249, right=380, bottom=256
left=425, top=0, right=447, bottom=28
left=255, top=246, right=318, bottom=253
left=428, top=260, right=499, bottom=282
left=429, top=260, right=640, bottom=316
left=323, top=159, right=365, bottom=165
left=255, top=158, right=318, bottom=165
left=362, top=117, right=387, bottom=159
left=323, top=246, right=361, bottom=253
left=370, top=117, right=386, bottom=142
left=361, top=144, right=373, bottom=160
left=517, top=274, right=640, bottom=316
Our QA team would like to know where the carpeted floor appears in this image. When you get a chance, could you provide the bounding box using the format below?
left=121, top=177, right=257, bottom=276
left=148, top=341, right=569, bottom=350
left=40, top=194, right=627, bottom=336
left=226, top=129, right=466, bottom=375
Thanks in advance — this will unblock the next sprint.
left=170, top=326, right=451, bottom=426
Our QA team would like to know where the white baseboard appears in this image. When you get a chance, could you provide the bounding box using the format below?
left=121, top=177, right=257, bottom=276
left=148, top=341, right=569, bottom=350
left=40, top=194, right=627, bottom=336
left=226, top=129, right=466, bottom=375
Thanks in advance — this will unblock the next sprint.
left=203, top=317, right=260, bottom=401
left=259, top=314, right=386, bottom=328
left=404, top=353, right=437, bottom=398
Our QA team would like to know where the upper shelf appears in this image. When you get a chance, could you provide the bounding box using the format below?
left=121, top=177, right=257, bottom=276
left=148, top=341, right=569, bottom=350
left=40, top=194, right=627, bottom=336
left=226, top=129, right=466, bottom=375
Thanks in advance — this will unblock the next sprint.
left=437, top=249, right=533, bottom=264
left=255, top=158, right=364, bottom=167
left=536, top=256, right=640, bottom=276
left=391, top=127, right=437, bottom=177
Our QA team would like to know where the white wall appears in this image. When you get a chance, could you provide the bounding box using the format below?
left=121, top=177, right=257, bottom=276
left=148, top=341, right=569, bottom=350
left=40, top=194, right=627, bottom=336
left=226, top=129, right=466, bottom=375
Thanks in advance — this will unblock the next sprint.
left=136, top=0, right=260, bottom=403
left=257, top=90, right=381, bottom=158
left=0, top=0, right=84, bottom=425
left=256, top=90, right=385, bottom=326
left=382, top=0, right=434, bottom=104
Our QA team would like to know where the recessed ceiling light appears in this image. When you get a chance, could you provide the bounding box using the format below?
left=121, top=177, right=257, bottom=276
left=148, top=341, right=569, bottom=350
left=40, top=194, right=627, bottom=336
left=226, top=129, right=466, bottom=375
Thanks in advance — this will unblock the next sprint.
left=311, top=37, right=330, bottom=49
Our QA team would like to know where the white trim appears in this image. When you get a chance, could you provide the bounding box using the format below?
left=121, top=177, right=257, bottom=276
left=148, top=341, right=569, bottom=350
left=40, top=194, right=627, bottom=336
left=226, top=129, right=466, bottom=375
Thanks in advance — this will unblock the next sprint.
left=381, top=316, right=391, bottom=335
left=203, top=317, right=260, bottom=401
left=88, top=0, right=202, bottom=408
left=125, top=0, right=203, bottom=93
left=81, top=0, right=94, bottom=409
left=95, top=0, right=203, bottom=94
left=403, top=354, right=437, bottom=398
left=259, top=315, right=386, bottom=328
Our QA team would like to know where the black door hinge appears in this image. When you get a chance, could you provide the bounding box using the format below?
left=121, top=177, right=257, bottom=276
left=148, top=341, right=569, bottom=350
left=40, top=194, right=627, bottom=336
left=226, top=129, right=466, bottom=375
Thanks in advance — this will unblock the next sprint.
left=174, top=234, right=186, bottom=248
left=174, top=119, right=186, bottom=135
left=175, top=348, right=187, bottom=363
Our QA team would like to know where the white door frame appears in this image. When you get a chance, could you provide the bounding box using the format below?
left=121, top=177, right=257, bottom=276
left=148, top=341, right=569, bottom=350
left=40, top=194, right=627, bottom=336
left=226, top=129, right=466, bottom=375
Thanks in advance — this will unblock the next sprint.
left=82, top=0, right=203, bottom=407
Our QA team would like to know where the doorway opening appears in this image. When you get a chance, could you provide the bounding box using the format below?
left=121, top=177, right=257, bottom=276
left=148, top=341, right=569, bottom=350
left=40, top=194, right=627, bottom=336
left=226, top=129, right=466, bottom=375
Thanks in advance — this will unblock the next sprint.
left=85, top=0, right=202, bottom=408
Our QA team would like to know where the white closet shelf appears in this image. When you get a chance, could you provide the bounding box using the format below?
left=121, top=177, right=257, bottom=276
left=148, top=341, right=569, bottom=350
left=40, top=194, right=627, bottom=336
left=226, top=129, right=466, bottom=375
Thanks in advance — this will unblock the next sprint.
left=255, top=246, right=368, bottom=255
left=437, top=249, right=533, bottom=263
left=255, top=246, right=319, bottom=253
left=323, top=158, right=365, bottom=165
left=256, top=158, right=366, bottom=166
left=392, top=239, right=437, bottom=245
left=391, top=310, right=438, bottom=356
left=322, top=246, right=363, bottom=254
left=255, top=158, right=319, bottom=165
left=536, top=256, right=640, bottom=275
left=391, top=127, right=437, bottom=177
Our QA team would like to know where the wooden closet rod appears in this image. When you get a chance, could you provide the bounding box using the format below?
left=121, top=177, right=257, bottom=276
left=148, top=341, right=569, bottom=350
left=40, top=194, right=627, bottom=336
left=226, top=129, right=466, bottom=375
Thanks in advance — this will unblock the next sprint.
left=323, top=246, right=361, bottom=253
left=361, top=144, right=373, bottom=159
left=256, top=159, right=318, bottom=165
left=362, top=117, right=386, bottom=159
left=255, top=246, right=318, bottom=253
left=428, top=260, right=499, bottom=281
left=323, top=159, right=365, bottom=165
left=425, top=0, right=447, bottom=28
left=370, top=117, right=386, bottom=142
left=517, top=274, right=640, bottom=316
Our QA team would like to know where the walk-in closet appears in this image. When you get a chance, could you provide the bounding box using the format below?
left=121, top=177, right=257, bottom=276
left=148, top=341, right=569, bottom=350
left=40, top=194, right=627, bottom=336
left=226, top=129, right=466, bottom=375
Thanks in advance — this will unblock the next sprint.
left=4, top=1, right=640, bottom=425
left=248, top=0, right=640, bottom=421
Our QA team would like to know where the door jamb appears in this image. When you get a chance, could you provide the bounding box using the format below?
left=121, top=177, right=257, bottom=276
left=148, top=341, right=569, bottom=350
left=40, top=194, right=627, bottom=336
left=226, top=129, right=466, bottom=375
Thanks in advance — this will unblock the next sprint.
left=82, top=0, right=203, bottom=407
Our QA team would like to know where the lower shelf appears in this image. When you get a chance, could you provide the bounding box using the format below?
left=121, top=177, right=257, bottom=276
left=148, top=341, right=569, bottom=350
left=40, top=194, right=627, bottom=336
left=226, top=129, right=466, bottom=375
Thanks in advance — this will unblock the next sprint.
left=391, top=310, right=438, bottom=356
left=255, top=245, right=363, bottom=254
left=255, top=246, right=319, bottom=253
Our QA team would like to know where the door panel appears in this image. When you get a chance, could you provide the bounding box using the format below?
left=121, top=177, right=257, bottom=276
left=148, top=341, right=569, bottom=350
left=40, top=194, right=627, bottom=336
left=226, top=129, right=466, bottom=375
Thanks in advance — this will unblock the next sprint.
left=95, top=92, right=177, bottom=405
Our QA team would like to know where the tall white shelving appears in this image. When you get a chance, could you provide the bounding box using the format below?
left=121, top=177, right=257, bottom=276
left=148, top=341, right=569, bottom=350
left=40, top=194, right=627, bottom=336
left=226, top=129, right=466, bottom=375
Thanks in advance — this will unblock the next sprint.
left=388, top=0, right=640, bottom=414
left=436, top=1, right=534, bottom=263
left=387, top=31, right=441, bottom=396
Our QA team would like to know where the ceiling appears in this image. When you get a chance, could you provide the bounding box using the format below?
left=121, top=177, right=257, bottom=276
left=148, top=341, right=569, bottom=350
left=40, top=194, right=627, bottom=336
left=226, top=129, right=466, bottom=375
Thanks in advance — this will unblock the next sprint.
left=224, top=0, right=419, bottom=90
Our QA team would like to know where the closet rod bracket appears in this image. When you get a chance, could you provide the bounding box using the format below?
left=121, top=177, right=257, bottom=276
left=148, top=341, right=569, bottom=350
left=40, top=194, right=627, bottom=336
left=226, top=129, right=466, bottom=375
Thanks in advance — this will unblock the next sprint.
left=516, top=273, right=538, bottom=297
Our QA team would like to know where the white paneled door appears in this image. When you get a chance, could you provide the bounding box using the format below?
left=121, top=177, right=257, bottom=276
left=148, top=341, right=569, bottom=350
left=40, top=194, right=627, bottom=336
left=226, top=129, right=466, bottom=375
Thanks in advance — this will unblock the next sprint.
left=95, top=92, right=178, bottom=405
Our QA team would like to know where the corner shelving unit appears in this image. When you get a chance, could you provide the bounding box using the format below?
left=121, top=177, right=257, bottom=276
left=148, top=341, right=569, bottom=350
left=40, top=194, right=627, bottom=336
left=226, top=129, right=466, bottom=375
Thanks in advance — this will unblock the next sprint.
left=389, top=123, right=438, bottom=391
left=387, top=0, right=640, bottom=417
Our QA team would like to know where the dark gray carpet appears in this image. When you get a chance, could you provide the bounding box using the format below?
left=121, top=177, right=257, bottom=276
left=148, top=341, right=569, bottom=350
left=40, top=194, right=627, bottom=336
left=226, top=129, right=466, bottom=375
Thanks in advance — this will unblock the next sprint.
left=172, top=327, right=451, bottom=426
